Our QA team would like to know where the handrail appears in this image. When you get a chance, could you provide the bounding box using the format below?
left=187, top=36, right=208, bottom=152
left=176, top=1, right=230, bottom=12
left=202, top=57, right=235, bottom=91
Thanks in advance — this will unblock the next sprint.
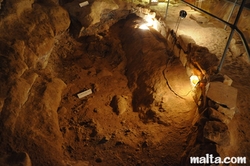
left=180, top=0, right=250, bottom=73
left=224, top=0, right=250, bottom=12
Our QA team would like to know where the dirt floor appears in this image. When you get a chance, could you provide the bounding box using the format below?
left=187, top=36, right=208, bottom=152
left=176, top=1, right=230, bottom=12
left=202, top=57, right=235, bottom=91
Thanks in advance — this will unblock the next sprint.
left=47, top=6, right=250, bottom=165
left=0, top=1, right=250, bottom=166
left=48, top=14, right=198, bottom=165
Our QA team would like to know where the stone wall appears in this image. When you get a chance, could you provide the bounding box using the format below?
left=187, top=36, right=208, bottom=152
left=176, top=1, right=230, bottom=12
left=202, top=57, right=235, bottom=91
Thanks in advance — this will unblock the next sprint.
left=163, top=9, right=239, bottom=165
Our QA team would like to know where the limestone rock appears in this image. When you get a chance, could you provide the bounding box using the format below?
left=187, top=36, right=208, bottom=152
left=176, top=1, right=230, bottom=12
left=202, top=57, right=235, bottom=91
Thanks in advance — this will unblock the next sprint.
left=79, top=9, right=130, bottom=36
left=179, top=49, right=187, bottom=66
left=0, top=1, right=71, bottom=165
left=208, top=107, right=231, bottom=125
left=178, top=34, right=196, bottom=53
left=0, top=152, right=32, bottom=166
left=190, top=45, right=219, bottom=74
left=229, top=38, right=241, bottom=57
left=65, top=0, right=130, bottom=37
left=63, top=0, right=92, bottom=28
left=46, top=5, right=70, bottom=35
left=173, top=44, right=180, bottom=57
left=43, top=78, right=66, bottom=111
left=206, top=81, right=238, bottom=109
left=110, top=95, right=129, bottom=115
left=0, top=77, right=67, bottom=165
left=203, top=121, right=230, bottom=146
left=90, top=0, right=119, bottom=25
left=190, top=13, right=209, bottom=24
left=223, top=74, right=233, bottom=86
left=10, top=0, right=34, bottom=16
left=217, top=105, right=235, bottom=120
left=1, top=77, right=35, bottom=132
left=167, top=30, right=177, bottom=48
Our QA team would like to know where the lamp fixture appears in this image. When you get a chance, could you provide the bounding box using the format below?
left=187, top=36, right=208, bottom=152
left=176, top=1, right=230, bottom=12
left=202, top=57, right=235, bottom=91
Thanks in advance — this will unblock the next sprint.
left=179, top=10, right=187, bottom=19
left=175, top=10, right=187, bottom=34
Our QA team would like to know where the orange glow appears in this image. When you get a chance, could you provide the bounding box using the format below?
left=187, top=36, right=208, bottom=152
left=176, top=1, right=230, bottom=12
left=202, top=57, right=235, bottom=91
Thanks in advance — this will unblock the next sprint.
left=190, top=75, right=199, bottom=87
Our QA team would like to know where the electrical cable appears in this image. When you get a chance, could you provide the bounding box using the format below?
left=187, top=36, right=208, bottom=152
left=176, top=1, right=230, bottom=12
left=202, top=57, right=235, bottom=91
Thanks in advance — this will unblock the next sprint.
left=162, top=56, right=195, bottom=100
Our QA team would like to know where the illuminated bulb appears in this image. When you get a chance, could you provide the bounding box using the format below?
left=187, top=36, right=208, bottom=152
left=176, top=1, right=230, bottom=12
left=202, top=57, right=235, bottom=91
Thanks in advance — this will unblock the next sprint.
left=138, top=14, right=159, bottom=31
left=139, top=24, right=149, bottom=30
left=145, top=16, right=154, bottom=27
left=190, top=75, right=199, bottom=87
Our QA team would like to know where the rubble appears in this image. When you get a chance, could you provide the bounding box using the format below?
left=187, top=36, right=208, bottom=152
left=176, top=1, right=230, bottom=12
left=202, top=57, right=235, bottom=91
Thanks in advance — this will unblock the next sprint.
left=217, top=105, right=235, bottom=120
left=203, top=121, right=230, bottom=146
left=110, top=95, right=129, bottom=115
left=223, top=74, right=233, bottom=86
left=189, top=13, right=209, bottom=24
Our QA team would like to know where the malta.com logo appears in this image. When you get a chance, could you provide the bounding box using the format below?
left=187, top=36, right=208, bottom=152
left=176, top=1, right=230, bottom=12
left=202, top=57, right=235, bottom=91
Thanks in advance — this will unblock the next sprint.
left=190, top=154, right=246, bottom=164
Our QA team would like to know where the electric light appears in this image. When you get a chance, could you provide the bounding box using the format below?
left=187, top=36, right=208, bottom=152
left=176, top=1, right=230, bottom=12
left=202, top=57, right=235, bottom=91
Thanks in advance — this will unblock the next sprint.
left=190, top=75, right=199, bottom=87
left=139, top=24, right=149, bottom=30
left=138, top=16, right=156, bottom=30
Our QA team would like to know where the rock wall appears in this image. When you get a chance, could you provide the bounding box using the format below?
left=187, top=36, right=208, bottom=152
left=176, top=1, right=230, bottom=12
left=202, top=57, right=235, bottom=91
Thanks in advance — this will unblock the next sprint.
left=0, top=0, right=70, bottom=165
left=62, top=0, right=132, bottom=37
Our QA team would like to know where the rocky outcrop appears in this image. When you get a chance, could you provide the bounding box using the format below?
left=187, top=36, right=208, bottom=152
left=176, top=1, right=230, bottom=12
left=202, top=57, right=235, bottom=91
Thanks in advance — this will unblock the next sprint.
left=0, top=0, right=70, bottom=165
left=110, top=95, right=129, bottom=115
left=62, top=0, right=131, bottom=37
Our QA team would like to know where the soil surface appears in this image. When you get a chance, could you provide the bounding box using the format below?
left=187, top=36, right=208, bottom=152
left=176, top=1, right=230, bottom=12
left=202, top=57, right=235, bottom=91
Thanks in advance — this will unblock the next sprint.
left=51, top=14, right=197, bottom=165
left=0, top=1, right=250, bottom=166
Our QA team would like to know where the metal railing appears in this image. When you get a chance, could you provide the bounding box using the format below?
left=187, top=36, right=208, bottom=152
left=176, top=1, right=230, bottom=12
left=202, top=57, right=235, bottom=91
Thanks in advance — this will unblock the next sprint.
left=180, top=0, right=250, bottom=73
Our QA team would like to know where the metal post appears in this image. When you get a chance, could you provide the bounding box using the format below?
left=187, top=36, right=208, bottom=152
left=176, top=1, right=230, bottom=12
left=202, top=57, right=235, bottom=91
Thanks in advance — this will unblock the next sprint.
left=217, top=29, right=235, bottom=72
left=217, top=0, right=247, bottom=73
left=224, top=0, right=237, bottom=30
left=236, top=30, right=250, bottom=60
left=175, top=17, right=182, bottom=33
left=164, top=0, right=170, bottom=19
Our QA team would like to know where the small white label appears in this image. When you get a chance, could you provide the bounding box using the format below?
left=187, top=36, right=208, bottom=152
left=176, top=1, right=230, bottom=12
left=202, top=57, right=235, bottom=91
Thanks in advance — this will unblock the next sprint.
left=77, top=89, right=92, bottom=99
left=79, top=1, right=89, bottom=7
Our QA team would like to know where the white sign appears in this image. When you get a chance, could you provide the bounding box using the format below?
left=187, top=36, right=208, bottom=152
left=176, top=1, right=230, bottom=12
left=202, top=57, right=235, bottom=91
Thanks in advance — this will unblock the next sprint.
left=77, top=89, right=92, bottom=99
left=79, top=1, right=89, bottom=7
